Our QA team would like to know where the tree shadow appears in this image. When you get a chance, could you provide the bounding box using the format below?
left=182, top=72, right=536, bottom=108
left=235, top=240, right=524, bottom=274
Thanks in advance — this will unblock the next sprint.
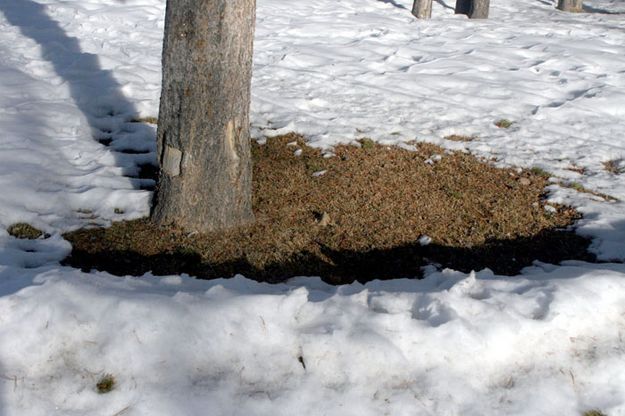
left=532, top=0, right=625, bottom=13
left=0, top=0, right=157, bottom=189
left=379, top=0, right=455, bottom=12
left=434, top=0, right=455, bottom=11
left=64, top=226, right=597, bottom=285
left=0, top=363, right=7, bottom=416
left=582, top=3, right=625, bottom=14
left=377, top=0, right=409, bottom=10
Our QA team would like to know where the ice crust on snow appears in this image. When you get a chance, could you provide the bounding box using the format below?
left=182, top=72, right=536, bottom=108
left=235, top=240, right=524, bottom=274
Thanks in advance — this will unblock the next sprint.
left=0, top=0, right=625, bottom=414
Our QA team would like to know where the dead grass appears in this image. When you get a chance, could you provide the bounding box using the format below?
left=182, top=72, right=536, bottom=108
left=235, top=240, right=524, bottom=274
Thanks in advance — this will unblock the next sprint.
left=358, top=137, right=375, bottom=149
left=64, top=134, right=593, bottom=284
left=96, top=374, right=116, bottom=394
left=445, top=134, right=476, bottom=142
left=7, top=223, right=44, bottom=239
left=562, top=181, right=619, bottom=202
left=566, top=165, right=586, bottom=175
left=583, top=411, right=607, bottom=416
left=530, top=167, right=552, bottom=179
left=494, top=119, right=513, bottom=129
left=603, top=159, right=624, bottom=174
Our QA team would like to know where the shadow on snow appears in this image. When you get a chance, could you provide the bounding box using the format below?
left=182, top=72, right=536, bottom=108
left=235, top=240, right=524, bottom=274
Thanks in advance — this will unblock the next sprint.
left=0, top=0, right=157, bottom=189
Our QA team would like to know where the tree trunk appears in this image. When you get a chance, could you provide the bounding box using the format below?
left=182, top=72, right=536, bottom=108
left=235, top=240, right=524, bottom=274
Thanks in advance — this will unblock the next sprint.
left=557, top=0, right=583, bottom=12
left=152, top=0, right=256, bottom=233
left=412, top=0, right=433, bottom=19
left=455, top=0, right=490, bottom=18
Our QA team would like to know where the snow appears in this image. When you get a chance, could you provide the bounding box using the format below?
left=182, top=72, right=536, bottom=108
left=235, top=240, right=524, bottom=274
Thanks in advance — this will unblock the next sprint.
left=418, top=235, right=433, bottom=246
left=1, top=263, right=625, bottom=415
left=0, top=0, right=624, bottom=414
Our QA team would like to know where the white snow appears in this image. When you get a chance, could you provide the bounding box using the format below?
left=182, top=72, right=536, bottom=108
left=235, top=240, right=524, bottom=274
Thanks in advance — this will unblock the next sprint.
left=418, top=235, right=433, bottom=246
left=0, top=0, right=624, bottom=414
left=1, top=263, right=625, bottom=415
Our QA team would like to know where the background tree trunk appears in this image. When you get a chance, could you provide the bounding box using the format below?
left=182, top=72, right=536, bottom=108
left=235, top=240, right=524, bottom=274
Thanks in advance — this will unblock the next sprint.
left=152, top=0, right=256, bottom=233
left=557, top=0, right=583, bottom=12
left=412, top=0, right=433, bottom=19
left=455, top=0, right=490, bottom=18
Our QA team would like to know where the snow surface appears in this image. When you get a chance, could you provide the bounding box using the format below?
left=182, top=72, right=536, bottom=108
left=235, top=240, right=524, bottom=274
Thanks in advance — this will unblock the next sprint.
left=1, top=263, right=625, bottom=415
left=0, top=0, right=624, bottom=414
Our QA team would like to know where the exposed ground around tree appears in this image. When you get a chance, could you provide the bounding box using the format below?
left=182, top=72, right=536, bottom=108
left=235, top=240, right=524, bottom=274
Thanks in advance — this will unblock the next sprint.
left=63, top=134, right=593, bottom=284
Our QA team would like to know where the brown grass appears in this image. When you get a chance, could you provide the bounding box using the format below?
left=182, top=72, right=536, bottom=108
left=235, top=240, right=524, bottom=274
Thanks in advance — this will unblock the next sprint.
left=603, top=159, right=623, bottom=174
left=63, top=134, right=593, bottom=284
left=562, top=181, right=619, bottom=202
left=7, top=223, right=44, bottom=239
left=583, top=411, right=607, bottom=416
left=566, top=165, right=586, bottom=175
left=96, top=374, right=116, bottom=394
left=494, top=119, right=513, bottom=129
left=445, top=134, right=475, bottom=142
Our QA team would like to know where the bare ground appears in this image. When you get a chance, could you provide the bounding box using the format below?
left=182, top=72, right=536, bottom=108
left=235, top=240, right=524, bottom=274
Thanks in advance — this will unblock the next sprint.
left=63, top=134, right=594, bottom=284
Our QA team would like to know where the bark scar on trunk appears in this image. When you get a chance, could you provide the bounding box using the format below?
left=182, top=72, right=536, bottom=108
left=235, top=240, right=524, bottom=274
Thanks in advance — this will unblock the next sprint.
left=162, top=145, right=183, bottom=177
left=225, top=119, right=241, bottom=179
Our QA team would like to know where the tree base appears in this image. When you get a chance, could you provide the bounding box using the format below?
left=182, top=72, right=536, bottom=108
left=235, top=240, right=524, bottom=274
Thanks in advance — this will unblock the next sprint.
left=455, top=0, right=490, bottom=19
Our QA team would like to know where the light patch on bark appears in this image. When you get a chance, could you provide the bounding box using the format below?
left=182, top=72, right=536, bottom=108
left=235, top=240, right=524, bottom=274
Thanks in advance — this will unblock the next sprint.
left=162, top=145, right=183, bottom=177
left=225, top=119, right=240, bottom=178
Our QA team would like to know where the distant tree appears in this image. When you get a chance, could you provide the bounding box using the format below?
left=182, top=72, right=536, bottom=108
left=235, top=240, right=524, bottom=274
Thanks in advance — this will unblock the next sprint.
left=412, top=0, right=433, bottom=19
left=152, top=0, right=256, bottom=233
left=557, top=0, right=583, bottom=12
left=455, top=0, right=490, bottom=18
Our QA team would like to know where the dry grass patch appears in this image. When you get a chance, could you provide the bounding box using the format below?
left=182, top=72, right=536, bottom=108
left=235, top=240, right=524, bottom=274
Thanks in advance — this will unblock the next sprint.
left=64, top=134, right=593, bottom=284
left=583, top=411, right=607, bottom=416
left=603, top=159, right=624, bottom=174
left=358, top=137, right=375, bottom=149
left=530, top=167, right=552, bottom=179
left=494, top=118, right=514, bottom=129
left=7, top=223, right=44, bottom=239
left=562, top=181, right=619, bottom=202
left=445, top=134, right=476, bottom=142
left=96, top=374, right=116, bottom=394
left=566, top=164, right=586, bottom=175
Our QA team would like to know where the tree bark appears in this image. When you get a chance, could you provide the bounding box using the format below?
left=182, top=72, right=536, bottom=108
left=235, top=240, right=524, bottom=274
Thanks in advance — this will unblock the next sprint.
left=455, top=0, right=490, bottom=18
left=152, top=0, right=256, bottom=233
left=557, top=0, right=583, bottom=12
left=412, top=0, right=433, bottom=19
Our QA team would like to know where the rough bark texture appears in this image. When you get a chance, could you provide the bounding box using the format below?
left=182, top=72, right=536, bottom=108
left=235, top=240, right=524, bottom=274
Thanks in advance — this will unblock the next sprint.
left=557, top=0, right=583, bottom=12
left=412, top=0, right=433, bottom=19
left=152, top=0, right=256, bottom=232
left=455, top=0, right=490, bottom=18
